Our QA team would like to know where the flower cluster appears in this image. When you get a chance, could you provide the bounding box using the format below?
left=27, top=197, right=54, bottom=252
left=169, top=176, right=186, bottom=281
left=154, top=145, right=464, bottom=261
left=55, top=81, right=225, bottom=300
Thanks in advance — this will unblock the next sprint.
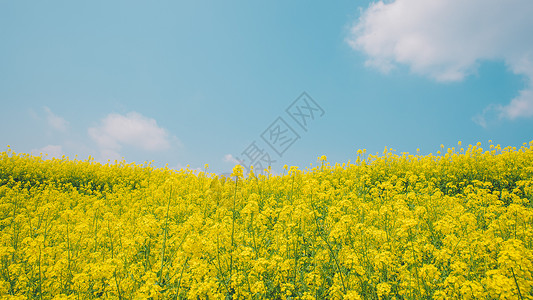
left=1, top=141, right=532, bottom=299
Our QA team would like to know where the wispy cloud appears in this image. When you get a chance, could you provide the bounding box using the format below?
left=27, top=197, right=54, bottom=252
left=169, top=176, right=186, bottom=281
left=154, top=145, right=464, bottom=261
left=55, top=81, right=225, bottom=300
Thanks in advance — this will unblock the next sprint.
left=499, top=88, right=533, bottom=119
left=44, top=107, right=69, bottom=132
left=223, top=153, right=241, bottom=165
left=347, top=0, right=533, bottom=122
left=31, top=144, right=63, bottom=158
left=88, top=112, right=172, bottom=160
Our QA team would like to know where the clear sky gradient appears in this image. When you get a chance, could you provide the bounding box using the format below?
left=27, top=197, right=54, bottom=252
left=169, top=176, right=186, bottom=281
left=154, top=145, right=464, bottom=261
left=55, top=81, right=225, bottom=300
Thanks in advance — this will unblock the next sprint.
left=1, top=0, right=532, bottom=175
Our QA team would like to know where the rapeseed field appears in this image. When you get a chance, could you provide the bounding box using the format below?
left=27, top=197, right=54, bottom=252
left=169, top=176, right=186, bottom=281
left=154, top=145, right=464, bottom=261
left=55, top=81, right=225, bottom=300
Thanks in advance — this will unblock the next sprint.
left=1, top=141, right=532, bottom=299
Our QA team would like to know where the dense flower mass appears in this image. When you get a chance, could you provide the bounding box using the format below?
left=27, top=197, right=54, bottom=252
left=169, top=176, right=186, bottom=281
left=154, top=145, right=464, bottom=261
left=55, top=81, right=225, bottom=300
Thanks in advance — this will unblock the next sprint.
left=1, top=141, right=533, bottom=299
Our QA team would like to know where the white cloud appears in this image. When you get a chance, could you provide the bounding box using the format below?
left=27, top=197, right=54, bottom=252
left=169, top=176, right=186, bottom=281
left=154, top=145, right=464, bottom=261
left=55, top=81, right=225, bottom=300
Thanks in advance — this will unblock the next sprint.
left=44, top=107, right=69, bottom=132
left=223, top=153, right=241, bottom=164
left=31, top=145, right=63, bottom=158
left=348, top=0, right=533, bottom=121
left=88, top=112, right=171, bottom=159
left=98, top=149, right=123, bottom=162
left=500, top=89, right=533, bottom=119
left=472, top=104, right=501, bottom=128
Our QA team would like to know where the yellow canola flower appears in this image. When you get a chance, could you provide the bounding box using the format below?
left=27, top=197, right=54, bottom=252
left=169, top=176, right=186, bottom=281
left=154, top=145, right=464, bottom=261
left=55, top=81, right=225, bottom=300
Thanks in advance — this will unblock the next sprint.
left=231, top=164, right=244, bottom=179
left=0, top=140, right=532, bottom=299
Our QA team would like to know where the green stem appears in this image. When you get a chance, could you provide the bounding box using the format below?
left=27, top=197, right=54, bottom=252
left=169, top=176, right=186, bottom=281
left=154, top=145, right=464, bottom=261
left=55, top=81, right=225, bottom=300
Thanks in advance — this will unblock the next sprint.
left=175, top=256, right=190, bottom=299
left=230, top=177, right=238, bottom=283
left=66, top=219, right=71, bottom=272
left=159, top=187, right=173, bottom=286
left=114, top=270, right=123, bottom=300
left=93, top=209, right=99, bottom=252
left=107, top=219, right=114, bottom=259
left=511, top=267, right=523, bottom=300
left=38, top=245, right=42, bottom=300
left=216, top=235, right=231, bottom=295
left=311, top=204, right=346, bottom=294
left=408, top=229, right=421, bottom=299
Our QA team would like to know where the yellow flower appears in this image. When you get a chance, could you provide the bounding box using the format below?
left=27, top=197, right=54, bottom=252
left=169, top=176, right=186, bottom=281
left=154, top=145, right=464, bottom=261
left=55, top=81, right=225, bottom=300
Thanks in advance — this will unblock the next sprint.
left=1, top=140, right=532, bottom=298
left=344, top=290, right=362, bottom=300
left=231, top=164, right=244, bottom=178
left=376, top=282, right=392, bottom=298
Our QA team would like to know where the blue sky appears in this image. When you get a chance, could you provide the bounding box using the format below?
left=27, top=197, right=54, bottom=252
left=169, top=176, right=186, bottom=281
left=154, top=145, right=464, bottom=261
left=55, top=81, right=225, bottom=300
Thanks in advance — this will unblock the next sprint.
left=1, top=0, right=532, bottom=175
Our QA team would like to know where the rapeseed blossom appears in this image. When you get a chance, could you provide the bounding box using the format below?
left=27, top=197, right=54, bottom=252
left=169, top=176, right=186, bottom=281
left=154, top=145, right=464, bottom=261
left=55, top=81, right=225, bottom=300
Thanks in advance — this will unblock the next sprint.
left=0, top=142, right=532, bottom=298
